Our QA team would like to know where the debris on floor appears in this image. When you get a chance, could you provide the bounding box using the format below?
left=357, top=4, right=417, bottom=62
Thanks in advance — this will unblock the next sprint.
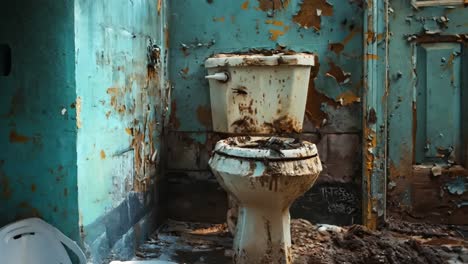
left=135, top=219, right=468, bottom=264
left=135, top=220, right=232, bottom=264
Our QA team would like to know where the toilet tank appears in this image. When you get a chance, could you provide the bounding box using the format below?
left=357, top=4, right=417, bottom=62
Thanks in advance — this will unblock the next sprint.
left=205, top=53, right=315, bottom=134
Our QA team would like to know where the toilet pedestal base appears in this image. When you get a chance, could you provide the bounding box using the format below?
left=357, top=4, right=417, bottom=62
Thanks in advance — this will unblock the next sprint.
left=233, top=206, right=292, bottom=264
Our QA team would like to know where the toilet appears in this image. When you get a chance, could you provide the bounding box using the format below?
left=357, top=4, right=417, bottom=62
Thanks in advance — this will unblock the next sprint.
left=205, top=53, right=322, bottom=264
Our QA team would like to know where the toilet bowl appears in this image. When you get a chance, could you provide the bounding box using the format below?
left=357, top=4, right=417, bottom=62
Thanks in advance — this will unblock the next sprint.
left=205, top=53, right=321, bottom=263
left=209, top=136, right=321, bottom=263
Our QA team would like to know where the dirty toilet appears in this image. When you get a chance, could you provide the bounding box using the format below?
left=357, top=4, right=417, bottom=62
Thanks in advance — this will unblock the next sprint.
left=205, top=53, right=322, bottom=264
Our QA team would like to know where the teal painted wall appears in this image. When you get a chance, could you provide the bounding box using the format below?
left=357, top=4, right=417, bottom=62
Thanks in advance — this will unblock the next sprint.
left=0, top=1, right=79, bottom=240
left=0, top=0, right=168, bottom=261
left=387, top=1, right=468, bottom=224
left=75, top=0, right=168, bottom=261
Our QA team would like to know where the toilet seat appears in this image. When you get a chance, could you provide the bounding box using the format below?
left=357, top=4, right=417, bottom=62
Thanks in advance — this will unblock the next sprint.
left=212, top=136, right=318, bottom=160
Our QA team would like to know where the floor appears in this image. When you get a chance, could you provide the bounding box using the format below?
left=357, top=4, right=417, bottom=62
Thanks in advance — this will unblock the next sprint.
left=131, top=219, right=468, bottom=264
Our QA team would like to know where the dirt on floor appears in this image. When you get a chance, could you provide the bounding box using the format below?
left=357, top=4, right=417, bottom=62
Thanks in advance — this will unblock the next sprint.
left=135, top=218, right=468, bottom=264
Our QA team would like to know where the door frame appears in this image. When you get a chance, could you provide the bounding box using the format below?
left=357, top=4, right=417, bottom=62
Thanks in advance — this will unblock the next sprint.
left=362, top=0, right=388, bottom=230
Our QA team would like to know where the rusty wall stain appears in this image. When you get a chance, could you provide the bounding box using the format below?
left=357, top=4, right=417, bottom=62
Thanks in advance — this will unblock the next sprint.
left=157, top=0, right=162, bottom=14
left=265, top=19, right=284, bottom=26
left=213, top=16, right=225, bottom=22
left=241, top=0, right=249, bottom=10
left=363, top=127, right=377, bottom=230
left=132, top=129, right=144, bottom=179
left=365, top=53, right=379, bottom=60
left=100, top=150, right=106, bottom=159
left=169, top=100, right=180, bottom=129
left=1, top=175, right=11, bottom=199
left=325, top=61, right=351, bottom=85
left=164, top=27, right=170, bottom=49
left=337, top=90, right=360, bottom=105
left=293, top=0, right=333, bottom=31
left=304, top=57, right=339, bottom=128
left=9, top=130, right=30, bottom=143
left=258, top=0, right=290, bottom=11
left=196, top=105, right=212, bottom=129
left=147, top=65, right=158, bottom=80
left=269, top=27, right=289, bottom=41
left=9, top=87, right=25, bottom=117
left=329, top=43, right=344, bottom=54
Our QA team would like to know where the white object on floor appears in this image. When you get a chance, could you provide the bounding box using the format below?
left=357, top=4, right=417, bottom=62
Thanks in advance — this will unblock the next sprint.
left=0, top=217, right=86, bottom=264
left=110, top=261, right=177, bottom=264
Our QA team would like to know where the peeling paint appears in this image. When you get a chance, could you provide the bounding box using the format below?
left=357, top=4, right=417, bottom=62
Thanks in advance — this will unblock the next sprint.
left=257, top=0, right=290, bottom=11
left=337, top=90, right=360, bottom=105
left=241, top=0, right=250, bottom=10
left=269, top=27, right=289, bottom=41
left=100, top=150, right=106, bottom=159
left=212, top=16, right=225, bottom=22
left=325, top=61, right=351, bottom=85
left=293, top=0, right=333, bottom=31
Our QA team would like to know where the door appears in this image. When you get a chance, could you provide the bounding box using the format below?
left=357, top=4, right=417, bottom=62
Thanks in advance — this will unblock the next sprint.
left=387, top=0, right=468, bottom=224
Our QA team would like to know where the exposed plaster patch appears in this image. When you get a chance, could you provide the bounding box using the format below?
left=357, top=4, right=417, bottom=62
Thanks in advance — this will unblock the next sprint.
left=293, top=0, right=333, bottom=31
left=76, top=97, right=82, bottom=128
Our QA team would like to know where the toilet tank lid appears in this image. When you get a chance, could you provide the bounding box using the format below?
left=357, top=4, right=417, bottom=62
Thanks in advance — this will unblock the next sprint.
left=205, top=53, right=315, bottom=68
left=212, top=136, right=318, bottom=160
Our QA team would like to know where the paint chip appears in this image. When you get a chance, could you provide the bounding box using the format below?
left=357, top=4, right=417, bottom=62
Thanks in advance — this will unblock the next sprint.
left=76, top=97, right=82, bottom=128
left=100, top=150, right=106, bottom=159
left=241, top=0, right=249, bottom=9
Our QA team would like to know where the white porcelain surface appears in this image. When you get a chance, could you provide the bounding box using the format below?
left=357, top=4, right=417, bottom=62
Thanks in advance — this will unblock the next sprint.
left=209, top=138, right=322, bottom=264
left=205, top=53, right=315, bottom=134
